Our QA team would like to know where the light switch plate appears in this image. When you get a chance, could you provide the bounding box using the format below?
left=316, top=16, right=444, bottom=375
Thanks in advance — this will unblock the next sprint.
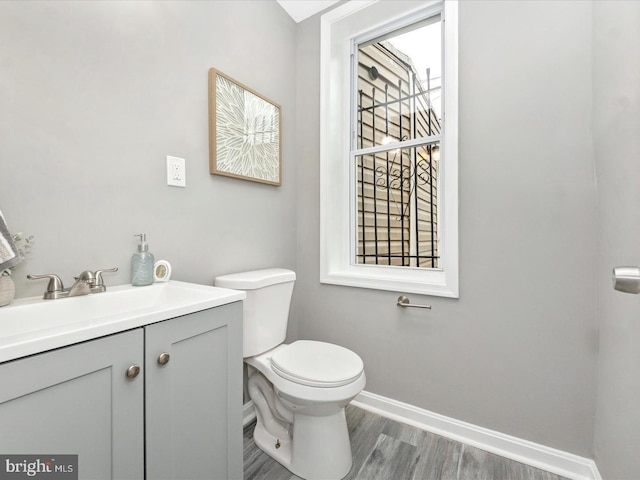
left=166, top=156, right=186, bottom=187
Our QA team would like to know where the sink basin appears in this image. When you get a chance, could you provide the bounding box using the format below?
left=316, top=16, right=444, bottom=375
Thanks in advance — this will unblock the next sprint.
left=0, top=281, right=245, bottom=363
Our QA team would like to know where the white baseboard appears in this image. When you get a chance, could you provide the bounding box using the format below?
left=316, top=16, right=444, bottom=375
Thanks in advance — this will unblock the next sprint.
left=351, top=391, right=602, bottom=480
left=243, top=400, right=256, bottom=427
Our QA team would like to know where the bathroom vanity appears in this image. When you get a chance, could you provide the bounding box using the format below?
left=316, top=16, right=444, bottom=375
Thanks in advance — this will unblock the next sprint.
left=0, top=281, right=245, bottom=479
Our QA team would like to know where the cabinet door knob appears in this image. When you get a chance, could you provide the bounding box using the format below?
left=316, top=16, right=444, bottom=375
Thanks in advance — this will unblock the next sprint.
left=126, top=364, right=140, bottom=379
left=157, top=352, right=170, bottom=366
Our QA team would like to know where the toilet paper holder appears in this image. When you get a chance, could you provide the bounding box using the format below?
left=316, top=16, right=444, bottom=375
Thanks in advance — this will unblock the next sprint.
left=612, top=266, right=640, bottom=294
left=397, top=295, right=432, bottom=309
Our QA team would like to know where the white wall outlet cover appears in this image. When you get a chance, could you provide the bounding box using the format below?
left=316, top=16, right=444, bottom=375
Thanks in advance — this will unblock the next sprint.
left=166, top=155, right=186, bottom=187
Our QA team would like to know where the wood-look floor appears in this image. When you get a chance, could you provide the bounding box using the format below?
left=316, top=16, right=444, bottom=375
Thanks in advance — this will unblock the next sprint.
left=243, top=405, right=570, bottom=480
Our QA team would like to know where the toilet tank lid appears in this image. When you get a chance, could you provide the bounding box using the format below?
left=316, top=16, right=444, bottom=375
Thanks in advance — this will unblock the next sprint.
left=215, top=268, right=295, bottom=290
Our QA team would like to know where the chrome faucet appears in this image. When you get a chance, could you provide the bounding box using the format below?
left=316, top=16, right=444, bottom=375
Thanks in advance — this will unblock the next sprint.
left=28, top=267, right=118, bottom=300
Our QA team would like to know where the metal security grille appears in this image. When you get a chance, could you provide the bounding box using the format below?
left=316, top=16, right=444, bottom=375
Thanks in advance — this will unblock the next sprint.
left=356, top=41, right=440, bottom=268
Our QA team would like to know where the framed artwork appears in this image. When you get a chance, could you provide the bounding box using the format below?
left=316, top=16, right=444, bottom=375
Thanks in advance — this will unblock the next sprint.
left=208, top=68, right=282, bottom=186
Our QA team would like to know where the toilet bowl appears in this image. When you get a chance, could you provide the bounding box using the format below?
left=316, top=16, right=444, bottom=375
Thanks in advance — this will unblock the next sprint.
left=247, top=341, right=365, bottom=479
left=214, top=269, right=366, bottom=480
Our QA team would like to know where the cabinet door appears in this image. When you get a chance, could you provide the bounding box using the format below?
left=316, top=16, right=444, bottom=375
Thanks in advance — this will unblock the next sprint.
left=0, top=329, right=144, bottom=479
left=145, top=303, right=243, bottom=480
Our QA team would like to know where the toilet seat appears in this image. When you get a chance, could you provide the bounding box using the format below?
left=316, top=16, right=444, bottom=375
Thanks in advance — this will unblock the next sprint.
left=270, top=340, right=364, bottom=388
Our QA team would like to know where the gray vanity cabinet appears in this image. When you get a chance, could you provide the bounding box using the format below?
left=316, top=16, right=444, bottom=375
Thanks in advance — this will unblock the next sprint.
left=0, top=329, right=145, bottom=479
left=145, top=302, right=243, bottom=480
left=0, top=301, right=243, bottom=480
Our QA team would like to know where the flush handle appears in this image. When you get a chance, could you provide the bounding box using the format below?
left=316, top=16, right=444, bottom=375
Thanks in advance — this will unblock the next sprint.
left=157, top=352, right=170, bottom=366
left=126, top=365, right=140, bottom=379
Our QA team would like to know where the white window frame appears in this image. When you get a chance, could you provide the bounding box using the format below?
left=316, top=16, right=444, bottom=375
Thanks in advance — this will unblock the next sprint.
left=319, top=0, right=458, bottom=297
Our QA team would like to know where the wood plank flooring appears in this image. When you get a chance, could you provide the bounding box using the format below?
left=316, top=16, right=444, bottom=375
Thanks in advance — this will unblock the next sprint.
left=243, top=405, right=570, bottom=480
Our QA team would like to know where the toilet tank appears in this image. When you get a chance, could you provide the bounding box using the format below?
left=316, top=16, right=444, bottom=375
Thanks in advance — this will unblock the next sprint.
left=214, top=268, right=296, bottom=358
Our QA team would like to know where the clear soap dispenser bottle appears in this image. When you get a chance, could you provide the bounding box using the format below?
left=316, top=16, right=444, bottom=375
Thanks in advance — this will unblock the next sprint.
left=131, top=233, right=155, bottom=286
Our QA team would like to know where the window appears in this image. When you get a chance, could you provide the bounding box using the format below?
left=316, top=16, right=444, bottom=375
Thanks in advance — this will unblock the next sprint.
left=320, top=0, right=458, bottom=297
left=355, top=15, right=442, bottom=269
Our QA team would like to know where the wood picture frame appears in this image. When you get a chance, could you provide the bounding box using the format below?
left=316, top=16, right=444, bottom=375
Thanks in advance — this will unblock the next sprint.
left=208, top=68, right=282, bottom=186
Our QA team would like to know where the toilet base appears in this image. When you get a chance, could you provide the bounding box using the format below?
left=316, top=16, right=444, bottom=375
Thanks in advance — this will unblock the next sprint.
left=252, top=408, right=353, bottom=480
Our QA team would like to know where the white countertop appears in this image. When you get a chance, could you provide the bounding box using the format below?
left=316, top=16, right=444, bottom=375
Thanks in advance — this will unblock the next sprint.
left=0, top=281, right=245, bottom=363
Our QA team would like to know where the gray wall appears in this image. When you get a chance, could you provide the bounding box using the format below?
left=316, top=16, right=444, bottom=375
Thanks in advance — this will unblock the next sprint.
left=593, top=1, right=640, bottom=478
left=296, top=0, right=598, bottom=456
left=0, top=0, right=297, bottom=297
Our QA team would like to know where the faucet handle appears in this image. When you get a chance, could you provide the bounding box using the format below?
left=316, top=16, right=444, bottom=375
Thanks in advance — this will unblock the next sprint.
left=27, top=274, right=65, bottom=299
left=94, top=267, right=118, bottom=286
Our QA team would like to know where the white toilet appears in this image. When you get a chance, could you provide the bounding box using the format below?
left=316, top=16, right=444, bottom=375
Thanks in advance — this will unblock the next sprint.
left=215, top=268, right=366, bottom=480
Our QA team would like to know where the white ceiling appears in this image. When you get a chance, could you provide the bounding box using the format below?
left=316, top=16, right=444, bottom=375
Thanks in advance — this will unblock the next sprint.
left=276, top=0, right=340, bottom=23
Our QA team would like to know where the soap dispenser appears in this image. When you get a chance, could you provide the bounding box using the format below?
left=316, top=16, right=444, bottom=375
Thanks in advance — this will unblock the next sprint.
left=131, top=233, right=155, bottom=286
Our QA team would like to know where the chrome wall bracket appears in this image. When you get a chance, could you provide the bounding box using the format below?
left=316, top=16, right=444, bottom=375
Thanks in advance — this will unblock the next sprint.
left=612, top=266, right=640, bottom=294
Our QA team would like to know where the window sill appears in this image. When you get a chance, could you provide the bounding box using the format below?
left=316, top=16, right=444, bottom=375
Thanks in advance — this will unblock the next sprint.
left=320, top=264, right=458, bottom=298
